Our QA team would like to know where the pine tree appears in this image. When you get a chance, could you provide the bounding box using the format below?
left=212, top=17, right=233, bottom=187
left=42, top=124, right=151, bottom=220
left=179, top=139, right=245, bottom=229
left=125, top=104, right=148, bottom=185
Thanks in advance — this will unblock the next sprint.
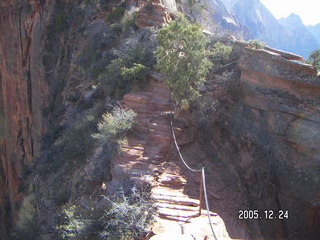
left=155, top=15, right=212, bottom=106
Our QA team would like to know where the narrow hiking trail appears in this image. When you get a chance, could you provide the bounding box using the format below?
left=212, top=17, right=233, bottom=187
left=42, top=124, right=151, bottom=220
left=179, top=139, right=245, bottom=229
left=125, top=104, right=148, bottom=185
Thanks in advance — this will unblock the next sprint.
left=107, top=79, right=231, bottom=240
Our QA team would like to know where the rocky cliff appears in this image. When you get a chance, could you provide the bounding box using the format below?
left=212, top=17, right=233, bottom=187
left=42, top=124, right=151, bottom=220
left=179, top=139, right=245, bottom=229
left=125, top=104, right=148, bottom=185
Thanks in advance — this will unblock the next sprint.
left=193, top=41, right=320, bottom=239
left=0, top=1, right=46, bottom=237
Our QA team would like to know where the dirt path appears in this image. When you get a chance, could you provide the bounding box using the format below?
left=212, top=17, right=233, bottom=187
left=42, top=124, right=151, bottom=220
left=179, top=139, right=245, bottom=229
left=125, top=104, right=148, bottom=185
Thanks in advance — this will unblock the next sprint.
left=107, top=79, right=231, bottom=240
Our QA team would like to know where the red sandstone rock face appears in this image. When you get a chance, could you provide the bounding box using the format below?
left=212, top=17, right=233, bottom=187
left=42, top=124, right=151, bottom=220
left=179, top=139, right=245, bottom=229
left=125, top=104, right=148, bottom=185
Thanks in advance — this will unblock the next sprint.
left=0, top=1, right=46, bottom=235
left=135, top=0, right=172, bottom=28
left=233, top=45, right=320, bottom=239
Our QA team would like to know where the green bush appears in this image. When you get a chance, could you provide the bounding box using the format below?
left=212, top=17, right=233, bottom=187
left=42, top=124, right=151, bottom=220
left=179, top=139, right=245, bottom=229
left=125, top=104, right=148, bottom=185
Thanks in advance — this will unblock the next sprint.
left=55, top=11, right=68, bottom=33
left=56, top=184, right=155, bottom=240
left=60, top=114, right=97, bottom=164
left=92, top=107, right=137, bottom=148
left=155, top=15, right=212, bottom=106
left=307, top=49, right=320, bottom=69
left=211, top=41, right=232, bottom=64
left=122, top=11, right=138, bottom=31
left=248, top=39, right=266, bottom=49
left=11, top=194, right=38, bottom=240
left=106, top=6, right=126, bottom=23
left=98, top=45, right=154, bottom=99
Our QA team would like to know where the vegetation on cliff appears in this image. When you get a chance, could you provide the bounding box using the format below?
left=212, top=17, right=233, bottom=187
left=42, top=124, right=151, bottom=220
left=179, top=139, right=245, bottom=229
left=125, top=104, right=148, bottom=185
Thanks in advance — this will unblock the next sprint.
left=56, top=184, right=155, bottom=240
left=307, top=49, right=320, bottom=70
left=155, top=15, right=212, bottom=106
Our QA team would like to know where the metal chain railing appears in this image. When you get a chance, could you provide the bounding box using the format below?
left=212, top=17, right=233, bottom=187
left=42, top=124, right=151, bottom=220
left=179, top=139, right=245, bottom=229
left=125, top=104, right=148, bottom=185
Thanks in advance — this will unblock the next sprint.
left=170, top=119, right=218, bottom=240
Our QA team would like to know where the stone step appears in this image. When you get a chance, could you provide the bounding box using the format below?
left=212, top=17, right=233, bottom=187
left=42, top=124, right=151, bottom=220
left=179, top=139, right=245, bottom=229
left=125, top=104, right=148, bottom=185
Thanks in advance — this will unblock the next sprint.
left=132, top=124, right=149, bottom=134
left=149, top=100, right=172, bottom=111
left=158, top=208, right=200, bottom=219
left=149, top=121, right=170, bottom=133
left=149, top=128, right=169, bottom=137
left=144, top=145, right=167, bottom=155
left=158, top=214, right=192, bottom=223
left=151, top=187, right=187, bottom=196
left=152, top=195, right=200, bottom=207
left=149, top=133, right=171, bottom=143
left=126, top=139, right=147, bottom=146
left=155, top=202, right=199, bottom=212
left=123, top=92, right=151, bottom=104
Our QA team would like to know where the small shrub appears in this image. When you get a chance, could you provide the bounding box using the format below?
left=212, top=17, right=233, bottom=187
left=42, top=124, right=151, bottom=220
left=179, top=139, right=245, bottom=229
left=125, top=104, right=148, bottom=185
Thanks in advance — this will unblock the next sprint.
left=105, top=6, right=126, bottom=23
left=56, top=184, right=155, bottom=240
left=110, top=23, right=123, bottom=34
left=11, top=194, right=38, bottom=240
left=60, top=114, right=97, bottom=164
left=307, top=49, right=320, bottom=70
left=98, top=186, right=155, bottom=240
left=98, top=45, right=154, bottom=99
left=122, top=11, right=138, bottom=31
left=92, top=107, right=137, bottom=148
left=210, top=41, right=232, bottom=64
left=248, top=39, right=266, bottom=49
left=56, top=205, right=86, bottom=239
left=120, top=63, right=148, bottom=86
left=55, top=11, right=68, bottom=33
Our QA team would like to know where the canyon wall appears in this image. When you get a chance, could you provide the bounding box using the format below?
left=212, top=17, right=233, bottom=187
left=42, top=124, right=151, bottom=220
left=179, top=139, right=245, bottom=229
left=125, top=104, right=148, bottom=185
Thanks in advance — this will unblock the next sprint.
left=0, top=0, right=89, bottom=237
left=0, top=1, right=319, bottom=239
left=195, top=43, right=320, bottom=239
left=0, top=1, right=46, bottom=237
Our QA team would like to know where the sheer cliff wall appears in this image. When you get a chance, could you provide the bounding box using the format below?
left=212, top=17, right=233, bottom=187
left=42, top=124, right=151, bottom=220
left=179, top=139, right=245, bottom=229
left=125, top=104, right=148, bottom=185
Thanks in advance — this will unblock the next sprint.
left=195, top=43, right=320, bottom=239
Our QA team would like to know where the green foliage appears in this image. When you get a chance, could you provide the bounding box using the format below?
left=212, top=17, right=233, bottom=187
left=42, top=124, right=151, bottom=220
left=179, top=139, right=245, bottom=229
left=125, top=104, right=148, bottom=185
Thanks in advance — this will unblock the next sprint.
left=98, top=186, right=155, bottom=240
left=211, top=41, right=232, bottom=63
left=248, top=39, right=266, bottom=49
left=92, top=107, right=136, bottom=148
left=55, top=11, right=68, bottom=33
left=155, top=15, right=212, bottom=105
left=11, top=194, right=38, bottom=240
left=122, top=11, right=138, bottom=31
left=60, top=114, right=97, bottom=164
left=121, top=63, right=148, bottom=81
left=99, top=45, right=154, bottom=99
left=56, top=184, right=155, bottom=240
left=56, top=206, right=86, bottom=239
left=307, top=49, right=320, bottom=69
left=106, top=6, right=126, bottom=23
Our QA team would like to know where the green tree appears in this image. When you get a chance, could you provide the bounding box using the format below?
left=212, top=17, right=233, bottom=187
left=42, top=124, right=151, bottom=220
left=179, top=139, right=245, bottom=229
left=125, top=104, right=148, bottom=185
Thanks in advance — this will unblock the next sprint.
left=155, top=15, right=212, bottom=107
left=308, top=49, right=320, bottom=68
left=211, top=41, right=232, bottom=64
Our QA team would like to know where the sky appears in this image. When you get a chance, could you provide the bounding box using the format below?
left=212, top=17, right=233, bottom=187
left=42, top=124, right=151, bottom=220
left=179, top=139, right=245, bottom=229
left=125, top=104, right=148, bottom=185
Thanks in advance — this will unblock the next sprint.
left=260, top=0, right=320, bottom=26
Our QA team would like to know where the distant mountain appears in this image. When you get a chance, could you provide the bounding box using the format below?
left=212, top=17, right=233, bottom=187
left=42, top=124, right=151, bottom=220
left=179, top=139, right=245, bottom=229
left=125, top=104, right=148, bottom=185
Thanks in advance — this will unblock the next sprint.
left=229, top=0, right=285, bottom=47
left=181, top=0, right=248, bottom=39
left=278, top=14, right=319, bottom=57
left=219, top=0, right=238, bottom=10
left=307, top=23, right=320, bottom=46
left=219, top=0, right=320, bottom=58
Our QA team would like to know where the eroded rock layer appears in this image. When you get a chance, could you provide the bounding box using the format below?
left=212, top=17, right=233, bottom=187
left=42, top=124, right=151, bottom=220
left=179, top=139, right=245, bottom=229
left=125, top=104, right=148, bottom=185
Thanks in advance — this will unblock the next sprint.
left=0, top=1, right=46, bottom=236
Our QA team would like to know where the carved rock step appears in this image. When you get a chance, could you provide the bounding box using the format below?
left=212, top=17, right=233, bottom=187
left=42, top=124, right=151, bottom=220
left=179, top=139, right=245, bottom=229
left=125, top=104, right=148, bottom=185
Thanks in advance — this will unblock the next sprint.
left=123, top=92, right=151, bottom=104
left=149, top=121, right=170, bottom=133
left=157, top=214, right=192, bottom=223
left=123, top=103, right=149, bottom=113
left=125, top=138, right=147, bottom=146
left=152, top=195, right=200, bottom=207
left=155, top=202, right=199, bottom=212
left=144, top=145, right=167, bottom=155
left=132, top=124, right=149, bottom=134
left=149, top=100, right=172, bottom=111
left=158, top=208, right=200, bottom=219
left=149, top=133, right=171, bottom=143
